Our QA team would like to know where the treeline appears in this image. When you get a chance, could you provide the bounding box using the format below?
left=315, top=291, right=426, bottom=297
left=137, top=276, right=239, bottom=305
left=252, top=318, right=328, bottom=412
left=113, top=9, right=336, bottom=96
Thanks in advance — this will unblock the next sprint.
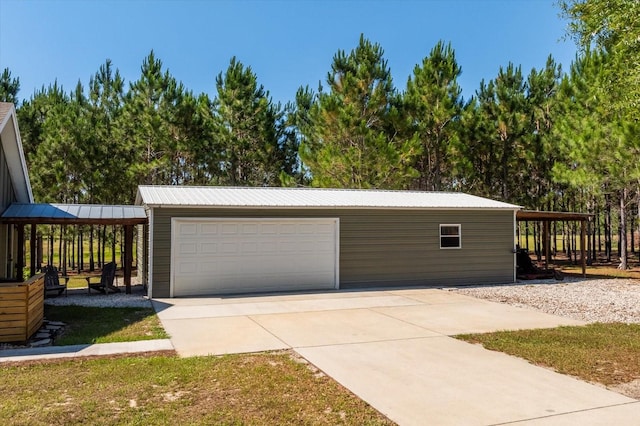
left=0, top=0, right=638, bottom=267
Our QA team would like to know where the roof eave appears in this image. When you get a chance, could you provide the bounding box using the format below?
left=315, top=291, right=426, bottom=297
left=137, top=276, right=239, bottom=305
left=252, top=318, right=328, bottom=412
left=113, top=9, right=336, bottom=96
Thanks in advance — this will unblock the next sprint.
left=0, top=104, right=33, bottom=203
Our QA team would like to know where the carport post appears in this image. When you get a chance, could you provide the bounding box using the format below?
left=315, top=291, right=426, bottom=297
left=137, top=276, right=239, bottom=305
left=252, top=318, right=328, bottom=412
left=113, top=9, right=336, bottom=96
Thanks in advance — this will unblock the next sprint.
left=124, top=225, right=133, bottom=294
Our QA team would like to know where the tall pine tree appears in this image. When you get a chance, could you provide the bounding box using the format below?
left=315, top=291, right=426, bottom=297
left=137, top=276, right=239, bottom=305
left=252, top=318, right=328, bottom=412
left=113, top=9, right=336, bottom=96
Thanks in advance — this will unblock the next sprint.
left=404, top=41, right=463, bottom=191
left=298, top=35, right=420, bottom=189
left=214, top=57, right=292, bottom=186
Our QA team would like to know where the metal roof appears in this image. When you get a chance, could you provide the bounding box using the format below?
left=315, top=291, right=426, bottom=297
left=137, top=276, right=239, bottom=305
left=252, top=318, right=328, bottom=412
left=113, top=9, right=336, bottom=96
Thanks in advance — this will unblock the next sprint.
left=0, top=203, right=148, bottom=225
left=136, top=185, right=520, bottom=210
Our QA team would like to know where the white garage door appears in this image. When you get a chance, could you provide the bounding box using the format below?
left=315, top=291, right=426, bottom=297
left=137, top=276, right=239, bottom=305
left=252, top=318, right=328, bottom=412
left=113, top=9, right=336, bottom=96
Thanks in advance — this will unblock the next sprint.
left=171, top=218, right=339, bottom=296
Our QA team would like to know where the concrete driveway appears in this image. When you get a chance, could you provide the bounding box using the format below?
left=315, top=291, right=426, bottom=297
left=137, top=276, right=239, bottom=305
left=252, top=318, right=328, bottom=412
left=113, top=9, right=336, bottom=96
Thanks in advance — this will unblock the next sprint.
left=152, top=288, right=640, bottom=425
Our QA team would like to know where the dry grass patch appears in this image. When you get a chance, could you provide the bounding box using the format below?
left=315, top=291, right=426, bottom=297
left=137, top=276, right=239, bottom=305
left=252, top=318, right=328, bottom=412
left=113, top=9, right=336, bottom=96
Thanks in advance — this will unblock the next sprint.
left=457, top=323, right=640, bottom=391
left=561, top=265, right=640, bottom=280
left=0, top=351, right=392, bottom=425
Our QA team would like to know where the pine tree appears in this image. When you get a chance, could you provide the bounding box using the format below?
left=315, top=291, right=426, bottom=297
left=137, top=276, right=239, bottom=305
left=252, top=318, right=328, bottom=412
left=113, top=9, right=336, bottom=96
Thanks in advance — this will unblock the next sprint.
left=30, top=82, right=88, bottom=203
left=552, top=50, right=640, bottom=269
left=404, top=41, right=463, bottom=191
left=87, top=59, right=127, bottom=203
left=214, top=57, right=292, bottom=186
left=560, top=0, right=640, bottom=113
left=0, top=68, right=20, bottom=104
left=121, top=51, right=180, bottom=187
left=298, top=35, right=419, bottom=189
left=173, top=91, right=217, bottom=185
left=524, top=56, right=563, bottom=210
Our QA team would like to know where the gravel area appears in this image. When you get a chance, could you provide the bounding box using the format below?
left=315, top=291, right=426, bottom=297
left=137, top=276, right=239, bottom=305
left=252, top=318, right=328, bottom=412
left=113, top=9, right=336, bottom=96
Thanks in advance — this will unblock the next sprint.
left=44, top=284, right=152, bottom=308
left=451, top=277, right=640, bottom=323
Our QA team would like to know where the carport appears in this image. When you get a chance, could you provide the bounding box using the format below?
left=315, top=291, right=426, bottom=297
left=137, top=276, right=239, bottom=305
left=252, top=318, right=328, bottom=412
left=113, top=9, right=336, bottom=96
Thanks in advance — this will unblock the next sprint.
left=0, top=203, right=148, bottom=293
left=516, top=210, right=593, bottom=277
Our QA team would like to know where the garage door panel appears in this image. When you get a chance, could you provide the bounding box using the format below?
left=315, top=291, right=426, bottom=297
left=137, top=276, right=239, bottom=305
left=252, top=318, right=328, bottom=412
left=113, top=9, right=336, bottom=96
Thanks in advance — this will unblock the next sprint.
left=222, top=224, right=238, bottom=234
left=261, top=223, right=278, bottom=234
left=200, top=243, right=218, bottom=254
left=172, top=218, right=337, bottom=296
left=178, top=223, right=197, bottom=235
left=242, top=223, right=258, bottom=234
left=179, top=243, right=197, bottom=255
left=200, top=223, right=218, bottom=234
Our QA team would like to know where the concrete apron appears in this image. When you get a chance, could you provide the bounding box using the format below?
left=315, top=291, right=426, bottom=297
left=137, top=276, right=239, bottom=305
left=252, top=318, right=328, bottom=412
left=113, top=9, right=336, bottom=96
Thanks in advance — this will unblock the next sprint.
left=152, top=288, right=640, bottom=425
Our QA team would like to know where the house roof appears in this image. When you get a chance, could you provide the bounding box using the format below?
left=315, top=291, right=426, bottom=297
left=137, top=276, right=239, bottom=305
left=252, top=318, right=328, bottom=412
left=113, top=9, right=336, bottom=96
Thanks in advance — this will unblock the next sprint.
left=136, top=185, right=520, bottom=210
left=0, top=203, right=148, bottom=225
left=0, top=102, right=33, bottom=204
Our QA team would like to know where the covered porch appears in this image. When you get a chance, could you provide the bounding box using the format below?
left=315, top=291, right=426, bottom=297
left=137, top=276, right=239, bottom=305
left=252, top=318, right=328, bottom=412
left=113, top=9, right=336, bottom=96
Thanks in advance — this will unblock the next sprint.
left=0, top=203, right=148, bottom=294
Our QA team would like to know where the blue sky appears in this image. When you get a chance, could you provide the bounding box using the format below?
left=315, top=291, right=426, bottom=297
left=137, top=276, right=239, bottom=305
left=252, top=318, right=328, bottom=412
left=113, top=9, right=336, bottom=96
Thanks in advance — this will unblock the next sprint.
left=1, top=0, right=576, bottom=105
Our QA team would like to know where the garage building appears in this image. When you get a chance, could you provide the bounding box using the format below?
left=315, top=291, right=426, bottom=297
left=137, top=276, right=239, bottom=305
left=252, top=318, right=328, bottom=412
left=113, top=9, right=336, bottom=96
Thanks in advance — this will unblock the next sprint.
left=135, top=186, right=520, bottom=298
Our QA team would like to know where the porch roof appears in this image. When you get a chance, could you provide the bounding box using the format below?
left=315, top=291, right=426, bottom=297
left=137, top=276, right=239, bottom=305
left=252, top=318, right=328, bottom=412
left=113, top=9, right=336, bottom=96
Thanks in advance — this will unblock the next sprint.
left=0, top=203, right=148, bottom=225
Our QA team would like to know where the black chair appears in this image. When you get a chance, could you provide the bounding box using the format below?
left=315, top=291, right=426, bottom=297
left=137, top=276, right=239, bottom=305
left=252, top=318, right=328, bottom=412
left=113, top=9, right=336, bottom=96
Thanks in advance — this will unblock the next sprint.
left=43, top=265, right=68, bottom=298
left=86, top=262, right=120, bottom=294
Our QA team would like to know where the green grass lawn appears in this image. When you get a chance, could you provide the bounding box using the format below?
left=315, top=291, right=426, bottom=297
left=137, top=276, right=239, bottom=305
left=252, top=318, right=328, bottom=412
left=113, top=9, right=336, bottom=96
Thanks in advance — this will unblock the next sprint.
left=457, top=323, right=640, bottom=386
left=0, top=352, right=393, bottom=425
left=44, top=305, right=168, bottom=345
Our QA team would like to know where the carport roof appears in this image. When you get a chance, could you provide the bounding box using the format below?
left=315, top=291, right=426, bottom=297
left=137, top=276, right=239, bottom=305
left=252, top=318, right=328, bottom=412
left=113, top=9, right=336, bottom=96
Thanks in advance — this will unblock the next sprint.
left=136, top=185, right=521, bottom=210
left=1, top=203, right=148, bottom=225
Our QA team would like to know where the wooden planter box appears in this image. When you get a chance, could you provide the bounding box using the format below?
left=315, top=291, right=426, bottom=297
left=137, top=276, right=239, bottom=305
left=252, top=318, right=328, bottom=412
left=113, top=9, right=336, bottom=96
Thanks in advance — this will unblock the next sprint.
left=0, top=274, right=44, bottom=343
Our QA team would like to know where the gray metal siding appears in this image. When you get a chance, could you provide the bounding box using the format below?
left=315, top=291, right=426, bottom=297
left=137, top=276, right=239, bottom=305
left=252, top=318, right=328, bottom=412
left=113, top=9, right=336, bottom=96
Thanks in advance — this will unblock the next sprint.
left=0, top=137, right=16, bottom=213
left=0, top=137, right=16, bottom=279
left=149, top=207, right=515, bottom=297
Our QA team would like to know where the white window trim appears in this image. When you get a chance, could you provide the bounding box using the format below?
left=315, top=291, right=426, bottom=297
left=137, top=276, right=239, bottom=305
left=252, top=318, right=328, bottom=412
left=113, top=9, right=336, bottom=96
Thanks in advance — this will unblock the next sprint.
left=439, top=224, right=462, bottom=249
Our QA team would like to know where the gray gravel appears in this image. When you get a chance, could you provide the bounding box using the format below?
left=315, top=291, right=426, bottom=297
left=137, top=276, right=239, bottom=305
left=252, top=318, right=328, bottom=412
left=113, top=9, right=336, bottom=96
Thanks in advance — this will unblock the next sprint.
left=44, top=285, right=152, bottom=308
left=451, top=277, right=640, bottom=323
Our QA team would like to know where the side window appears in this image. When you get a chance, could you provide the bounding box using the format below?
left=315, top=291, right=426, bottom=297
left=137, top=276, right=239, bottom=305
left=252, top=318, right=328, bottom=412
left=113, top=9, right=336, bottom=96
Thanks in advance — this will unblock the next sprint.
left=440, top=224, right=461, bottom=249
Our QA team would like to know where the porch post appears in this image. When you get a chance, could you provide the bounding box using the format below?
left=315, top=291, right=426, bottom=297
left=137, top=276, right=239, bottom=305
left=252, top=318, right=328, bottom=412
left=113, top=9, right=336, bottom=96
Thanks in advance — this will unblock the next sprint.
left=124, top=224, right=133, bottom=294
left=30, top=224, right=36, bottom=277
left=16, top=224, right=24, bottom=282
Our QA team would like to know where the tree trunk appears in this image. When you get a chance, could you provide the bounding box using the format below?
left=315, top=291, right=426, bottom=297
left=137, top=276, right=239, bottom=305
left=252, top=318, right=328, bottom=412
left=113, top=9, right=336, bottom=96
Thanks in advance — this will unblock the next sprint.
left=619, top=189, right=628, bottom=270
left=57, top=226, right=63, bottom=270
left=596, top=206, right=601, bottom=254
left=566, top=223, right=573, bottom=263
left=591, top=202, right=597, bottom=261
left=71, top=228, right=75, bottom=270
left=111, top=225, right=116, bottom=264
left=630, top=204, right=635, bottom=254
left=120, top=226, right=125, bottom=268
left=102, top=225, right=107, bottom=267
left=61, top=226, right=67, bottom=275
left=79, top=228, right=84, bottom=272
left=533, top=222, right=542, bottom=262
left=97, top=225, right=102, bottom=267
left=605, top=196, right=612, bottom=262
left=89, top=225, right=95, bottom=272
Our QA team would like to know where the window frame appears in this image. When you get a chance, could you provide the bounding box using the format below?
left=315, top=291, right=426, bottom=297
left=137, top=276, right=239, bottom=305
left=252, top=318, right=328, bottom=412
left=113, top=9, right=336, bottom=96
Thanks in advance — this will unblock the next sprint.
left=439, top=224, right=462, bottom=249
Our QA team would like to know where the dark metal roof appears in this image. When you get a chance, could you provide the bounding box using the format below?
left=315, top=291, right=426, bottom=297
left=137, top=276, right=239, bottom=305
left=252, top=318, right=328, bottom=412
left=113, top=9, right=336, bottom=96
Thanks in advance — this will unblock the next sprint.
left=0, top=203, right=148, bottom=225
